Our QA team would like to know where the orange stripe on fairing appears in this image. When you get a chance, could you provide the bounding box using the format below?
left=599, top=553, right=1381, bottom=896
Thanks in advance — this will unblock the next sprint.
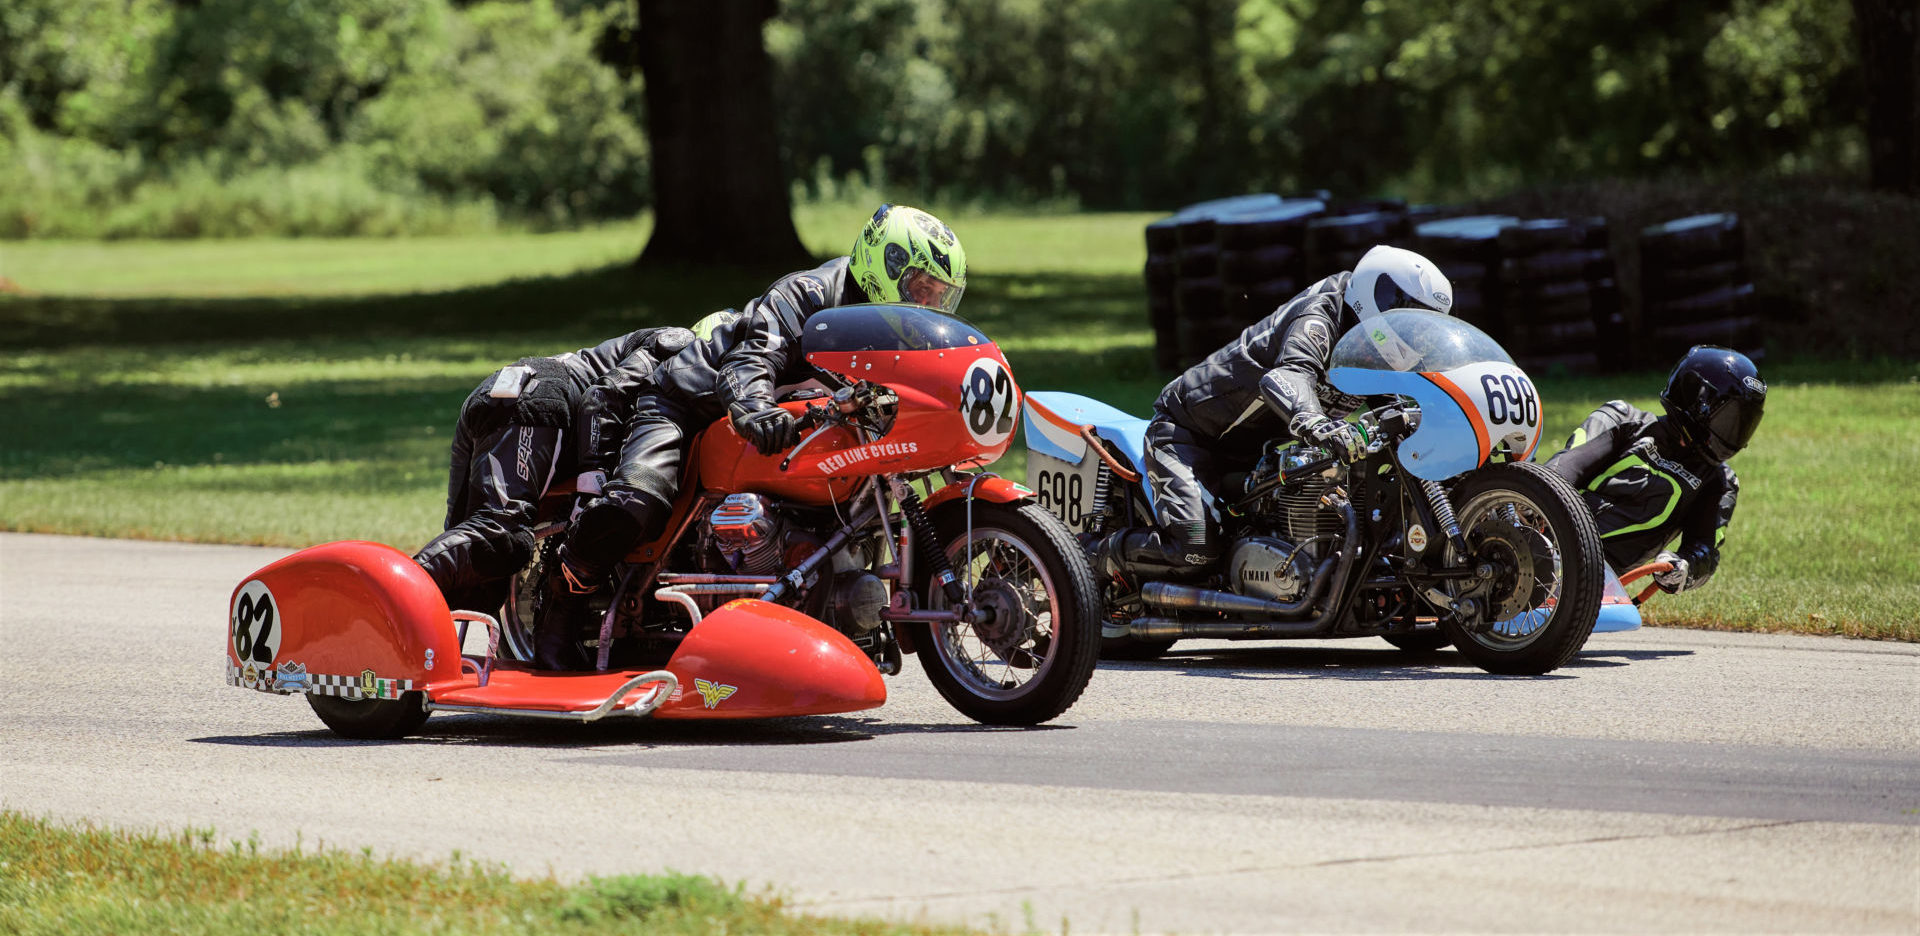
left=1027, top=397, right=1087, bottom=436
left=1421, top=372, right=1490, bottom=464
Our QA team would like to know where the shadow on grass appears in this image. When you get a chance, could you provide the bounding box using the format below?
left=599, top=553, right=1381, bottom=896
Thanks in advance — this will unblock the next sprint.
left=0, top=259, right=1155, bottom=352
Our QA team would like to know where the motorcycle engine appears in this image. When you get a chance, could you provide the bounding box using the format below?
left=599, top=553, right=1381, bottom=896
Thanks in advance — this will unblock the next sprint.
left=707, top=493, right=785, bottom=575
left=1229, top=535, right=1316, bottom=602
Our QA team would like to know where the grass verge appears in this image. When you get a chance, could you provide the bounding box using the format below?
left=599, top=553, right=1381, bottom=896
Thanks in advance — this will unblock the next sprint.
left=1, top=211, right=1913, bottom=639
left=0, top=811, right=970, bottom=936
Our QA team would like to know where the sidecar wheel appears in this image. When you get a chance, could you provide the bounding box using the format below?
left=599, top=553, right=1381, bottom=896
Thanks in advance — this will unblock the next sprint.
left=1382, top=630, right=1451, bottom=652
left=307, top=692, right=430, bottom=740
left=914, top=501, right=1102, bottom=725
left=1438, top=462, right=1604, bottom=675
left=1101, top=636, right=1177, bottom=660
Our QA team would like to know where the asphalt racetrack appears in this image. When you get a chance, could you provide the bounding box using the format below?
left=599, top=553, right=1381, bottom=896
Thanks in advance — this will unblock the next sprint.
left=3, top=533, right=1915, bottom=933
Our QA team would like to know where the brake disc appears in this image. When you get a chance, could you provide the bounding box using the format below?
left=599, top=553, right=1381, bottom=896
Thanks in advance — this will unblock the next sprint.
left=968, top=580, right=1042, bottom=670
left=1468, top=514, right=1547, bottom=621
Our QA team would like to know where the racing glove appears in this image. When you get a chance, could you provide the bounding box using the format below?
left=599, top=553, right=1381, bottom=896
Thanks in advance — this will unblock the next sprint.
left=730, top=399, right=799, bottom=456
left=1290, top=412, right=1368, bottom=463
left=1651, top=551, right=1693, bottom=594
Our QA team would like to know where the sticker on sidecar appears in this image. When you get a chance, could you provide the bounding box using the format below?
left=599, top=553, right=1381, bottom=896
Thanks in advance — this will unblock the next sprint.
left=694, top=678, right=739, bottom=709
left=225, top=661, right=411, bottom=698
left=961, top=357, right=1019, bottom=446
left=230, top=579, right=283, bottom=669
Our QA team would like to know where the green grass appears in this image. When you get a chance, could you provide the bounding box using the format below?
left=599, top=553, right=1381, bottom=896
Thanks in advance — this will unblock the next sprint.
left=0, top=811, right=971, bottom=935
left=1, top=210, right=1913, bottom=639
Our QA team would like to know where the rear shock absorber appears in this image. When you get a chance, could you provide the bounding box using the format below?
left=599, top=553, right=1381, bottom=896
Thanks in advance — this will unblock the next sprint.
left=898, top=489, right=965, bottom=604
left=1420, top=479, right=1469, bottom=556
left=1086, top=462, right=1113, bottom=537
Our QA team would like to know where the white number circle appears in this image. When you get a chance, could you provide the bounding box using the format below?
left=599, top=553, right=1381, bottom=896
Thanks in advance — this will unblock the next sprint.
left=960, top=358, right=1018, bottom=446
left=231, top=580, right=283, bottom=669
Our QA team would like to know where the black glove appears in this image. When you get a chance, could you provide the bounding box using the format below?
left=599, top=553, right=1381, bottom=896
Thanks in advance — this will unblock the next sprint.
left=506, top=357, right=573, bottom=428
left=730, top=400, right=799, bottom=456
left=1290, top=412, right=1367, bottom=463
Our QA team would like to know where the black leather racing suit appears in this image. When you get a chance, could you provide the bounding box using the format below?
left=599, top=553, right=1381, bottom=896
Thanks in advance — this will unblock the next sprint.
left=1111, top=272, right=1365, bottom=578
left=1544, top=401, right=1738, bottom=584
left=560, top=257, right=867, bottom=580
left=413, top=327, right=694, bottom=613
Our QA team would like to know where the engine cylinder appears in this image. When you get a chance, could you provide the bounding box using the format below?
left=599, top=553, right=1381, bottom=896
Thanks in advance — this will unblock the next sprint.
left=709, top=493, right=784, bottom=575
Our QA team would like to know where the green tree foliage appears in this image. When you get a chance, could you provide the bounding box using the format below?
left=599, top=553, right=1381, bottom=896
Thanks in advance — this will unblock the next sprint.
left=769, top=0, right=1864, bottom=207
left=0, top=0, right=1871, bottom=236
left=0, top=0, right=644, bottom=237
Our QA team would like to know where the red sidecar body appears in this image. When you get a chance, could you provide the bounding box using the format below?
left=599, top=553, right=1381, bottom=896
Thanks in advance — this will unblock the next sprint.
left=225, top=541, right=886, bottom=731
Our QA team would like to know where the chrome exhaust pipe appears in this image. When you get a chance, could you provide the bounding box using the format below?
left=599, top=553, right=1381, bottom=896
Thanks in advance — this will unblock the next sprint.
left=1141, top=582, right=1304, bottom=617
left=1126, top=616, right=1330, bottom=640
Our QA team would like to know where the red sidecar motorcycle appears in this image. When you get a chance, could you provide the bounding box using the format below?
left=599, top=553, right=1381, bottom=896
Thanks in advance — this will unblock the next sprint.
left=226, top=304, right=1102, bottom=738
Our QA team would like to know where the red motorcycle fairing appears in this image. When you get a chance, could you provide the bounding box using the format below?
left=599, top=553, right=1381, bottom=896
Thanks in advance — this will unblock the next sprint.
left=694, top=343, right=1020, bottom=506
left=227, top=543, right=884, bottom=721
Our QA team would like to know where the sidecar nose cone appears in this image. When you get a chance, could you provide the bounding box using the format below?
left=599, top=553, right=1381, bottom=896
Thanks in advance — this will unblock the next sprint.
left=655, top=599, right=887, bottom=719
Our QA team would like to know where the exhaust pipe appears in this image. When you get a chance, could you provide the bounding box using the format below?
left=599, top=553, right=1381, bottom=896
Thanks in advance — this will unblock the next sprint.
left=1123, top=497, right=1361, bottom=642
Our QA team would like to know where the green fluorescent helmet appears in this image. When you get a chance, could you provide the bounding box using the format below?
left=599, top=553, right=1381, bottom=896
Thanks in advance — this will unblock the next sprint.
left=849, top=204, right=967, bottom=313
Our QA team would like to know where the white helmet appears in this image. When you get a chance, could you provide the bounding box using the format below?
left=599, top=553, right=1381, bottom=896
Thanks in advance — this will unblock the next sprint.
left=1344, top=245, right=1453, bottom=321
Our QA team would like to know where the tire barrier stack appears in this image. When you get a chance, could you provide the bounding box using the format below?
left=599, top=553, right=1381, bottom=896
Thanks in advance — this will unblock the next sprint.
left=1638, top=213, right=1761, bottom=362
left=1147, top=194, right=1333, bottom=370
left=1143, top=201, right=1760, bottom=375
left=1409, top=215, right=1517, bottom=335
left=1493, top=219, right=1617, bottom=375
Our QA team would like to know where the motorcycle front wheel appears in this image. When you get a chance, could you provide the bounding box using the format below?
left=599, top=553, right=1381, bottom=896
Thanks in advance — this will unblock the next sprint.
left=1439, top=461, right=1604, bottom=675
left=913, top=500, right=1102, bottom=725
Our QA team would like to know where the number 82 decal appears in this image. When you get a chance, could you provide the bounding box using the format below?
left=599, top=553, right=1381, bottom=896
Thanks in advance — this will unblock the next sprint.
left=961, top=358, right=1019, bottom=446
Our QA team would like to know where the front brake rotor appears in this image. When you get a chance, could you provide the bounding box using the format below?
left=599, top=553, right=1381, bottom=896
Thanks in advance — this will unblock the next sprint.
left=967, top=579, right=1042, bottom=670
left=1468, top=514, right=1542, bottom=621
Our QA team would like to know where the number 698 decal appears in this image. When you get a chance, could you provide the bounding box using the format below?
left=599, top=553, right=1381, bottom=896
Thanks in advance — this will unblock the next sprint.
left=961, top=358, right=1019, bottom=446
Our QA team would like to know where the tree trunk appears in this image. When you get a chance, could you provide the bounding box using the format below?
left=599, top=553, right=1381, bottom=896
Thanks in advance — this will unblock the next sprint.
left=636, top=0, right=811, bottom=268
left=1851, top=0, right=1917, bottom=194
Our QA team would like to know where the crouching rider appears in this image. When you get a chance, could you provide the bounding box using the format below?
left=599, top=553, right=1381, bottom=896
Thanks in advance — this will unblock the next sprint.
left=1544, top=345, right=1765, bottom=595
left=412, top=325, right=696, bottom=617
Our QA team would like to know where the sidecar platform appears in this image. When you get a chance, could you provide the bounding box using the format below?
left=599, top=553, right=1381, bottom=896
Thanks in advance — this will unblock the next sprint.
left=224, top=541, right=887, bottom=729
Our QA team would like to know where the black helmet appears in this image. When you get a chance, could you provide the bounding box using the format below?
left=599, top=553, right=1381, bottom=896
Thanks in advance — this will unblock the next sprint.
left=1659, top=345, right=1766, bottom=461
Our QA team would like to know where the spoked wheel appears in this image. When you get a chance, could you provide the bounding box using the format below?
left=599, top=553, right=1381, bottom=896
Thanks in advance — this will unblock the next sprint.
left=501, top=546, right=547, bottom=663
left=1438, top=462, right=1604, bottom=675
left=307, top=692, right=430, bottom=740
left=914, top=501, right=1101, bottom=725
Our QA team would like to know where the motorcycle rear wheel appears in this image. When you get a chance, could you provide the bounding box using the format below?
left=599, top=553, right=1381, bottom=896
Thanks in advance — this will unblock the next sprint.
left=913, top=501, right=1102, bottom=725
left=1438, top=462, right=1604, bottom=675
left=307, top=692, right=430, bottom=740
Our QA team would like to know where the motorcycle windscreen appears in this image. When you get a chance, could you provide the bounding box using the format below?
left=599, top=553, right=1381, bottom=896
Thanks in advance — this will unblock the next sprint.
left=1329, top=362, right=1544, bottom=481
left=1325, top=310, right=1543, bottom=482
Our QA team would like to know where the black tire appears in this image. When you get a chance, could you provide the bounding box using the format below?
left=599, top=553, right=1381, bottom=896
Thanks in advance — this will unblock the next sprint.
left=1101, top=635, right=1177, bottom=660
left=913, top=501, right=1102, bottom=725
left=307, top=692, right=430, bottom=740
left=1382, top=630, right=1451, bottom=652
left=1438, top=462, right=1604, bottom=675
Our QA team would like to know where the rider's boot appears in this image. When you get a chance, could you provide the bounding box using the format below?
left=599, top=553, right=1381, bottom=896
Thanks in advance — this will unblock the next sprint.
left=533, top=547, right=600, bottom=671
left=1088, top=527, right=1212, bottom=594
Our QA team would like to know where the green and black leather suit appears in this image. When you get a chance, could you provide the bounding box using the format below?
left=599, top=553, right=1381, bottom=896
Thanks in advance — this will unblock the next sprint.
left=1544, top=400, right=1738, bottom=582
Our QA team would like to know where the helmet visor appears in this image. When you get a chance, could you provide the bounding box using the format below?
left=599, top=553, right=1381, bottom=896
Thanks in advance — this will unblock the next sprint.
left=900, top=267, right=965, bottom=314
left=1372, top=277, right=1440, bottom=317
left=1703, top=396, right=1764, bottom=460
